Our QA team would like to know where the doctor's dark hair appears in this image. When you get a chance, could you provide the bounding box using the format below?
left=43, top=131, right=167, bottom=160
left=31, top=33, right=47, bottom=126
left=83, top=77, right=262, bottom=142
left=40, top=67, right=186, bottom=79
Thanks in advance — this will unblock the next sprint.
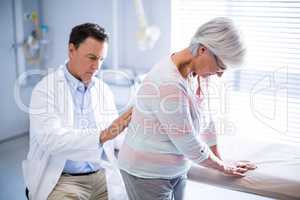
left=69, top=23, right=109, bottom=49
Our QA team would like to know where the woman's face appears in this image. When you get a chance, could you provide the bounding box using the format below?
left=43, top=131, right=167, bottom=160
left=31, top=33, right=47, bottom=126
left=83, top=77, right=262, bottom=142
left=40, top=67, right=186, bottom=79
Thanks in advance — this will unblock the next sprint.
left=192, top=47, right=226, bottom=78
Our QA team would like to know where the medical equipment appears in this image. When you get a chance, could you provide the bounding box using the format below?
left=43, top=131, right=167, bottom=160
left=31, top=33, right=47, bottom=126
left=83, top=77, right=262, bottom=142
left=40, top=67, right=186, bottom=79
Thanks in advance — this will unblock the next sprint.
left=133, top=0, right=160, bottom=50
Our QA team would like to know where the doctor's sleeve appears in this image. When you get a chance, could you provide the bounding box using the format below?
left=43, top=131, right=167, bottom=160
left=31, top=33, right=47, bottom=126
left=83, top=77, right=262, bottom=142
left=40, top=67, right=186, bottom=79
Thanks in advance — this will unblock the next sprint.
left=101, top=83, right=126, bottom=150
left=29, top=82, right=101, bottom=159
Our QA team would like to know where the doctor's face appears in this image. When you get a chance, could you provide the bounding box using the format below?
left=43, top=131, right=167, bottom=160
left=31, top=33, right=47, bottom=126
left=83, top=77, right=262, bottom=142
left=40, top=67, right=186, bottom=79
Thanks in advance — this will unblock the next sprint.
left=68, top=37, right=108, bottom=84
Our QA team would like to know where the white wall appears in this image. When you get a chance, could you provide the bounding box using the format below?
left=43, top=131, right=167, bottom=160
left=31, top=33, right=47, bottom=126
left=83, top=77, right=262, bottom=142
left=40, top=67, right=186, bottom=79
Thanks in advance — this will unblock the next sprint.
left=0, top=0, right=171, bottom=142
left=41, top=0, right=171, bottom=72
left=120, top=0, right=171, bottom=72
left=40, top=0, right=115, bottom=68
left=0, top=0, right=32, bottom=141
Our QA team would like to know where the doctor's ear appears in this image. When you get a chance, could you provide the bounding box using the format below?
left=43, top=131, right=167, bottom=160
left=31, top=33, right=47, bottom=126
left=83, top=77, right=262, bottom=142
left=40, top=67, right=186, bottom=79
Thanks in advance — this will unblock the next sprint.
left=68, top=43, right=76, bottom=58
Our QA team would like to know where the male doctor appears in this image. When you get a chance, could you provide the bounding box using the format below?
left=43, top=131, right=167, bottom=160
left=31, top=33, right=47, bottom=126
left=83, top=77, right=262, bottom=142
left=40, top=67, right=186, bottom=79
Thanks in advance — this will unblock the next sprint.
left=23, top=23, right=132, bottom=200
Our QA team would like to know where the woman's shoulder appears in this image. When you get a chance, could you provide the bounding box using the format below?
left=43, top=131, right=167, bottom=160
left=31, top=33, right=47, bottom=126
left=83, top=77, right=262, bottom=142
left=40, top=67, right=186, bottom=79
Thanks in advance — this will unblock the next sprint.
left=146, top=57, right=187, bottom=86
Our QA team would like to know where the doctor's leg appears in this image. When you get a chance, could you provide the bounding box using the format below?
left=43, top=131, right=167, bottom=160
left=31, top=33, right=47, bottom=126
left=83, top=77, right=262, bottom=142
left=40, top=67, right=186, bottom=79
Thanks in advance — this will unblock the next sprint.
left=47, top=174, right=92, bottom=200
left=90, top=170, right=108, bottom=200
left=47, top=170, right=108, bottom=200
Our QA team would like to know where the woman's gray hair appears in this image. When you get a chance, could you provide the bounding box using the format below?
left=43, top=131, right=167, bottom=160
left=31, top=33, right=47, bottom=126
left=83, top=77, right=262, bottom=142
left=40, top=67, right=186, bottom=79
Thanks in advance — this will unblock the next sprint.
left=189, top=17, right=246, bottom=68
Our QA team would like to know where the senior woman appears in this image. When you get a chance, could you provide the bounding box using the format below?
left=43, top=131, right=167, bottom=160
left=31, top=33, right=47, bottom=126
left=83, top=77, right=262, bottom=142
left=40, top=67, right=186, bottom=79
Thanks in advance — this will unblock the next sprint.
left=118, top=17, right=256, bottom=200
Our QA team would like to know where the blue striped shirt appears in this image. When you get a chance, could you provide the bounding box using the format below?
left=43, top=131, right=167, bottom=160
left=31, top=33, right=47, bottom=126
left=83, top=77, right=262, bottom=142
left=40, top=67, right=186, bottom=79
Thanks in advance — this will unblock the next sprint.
left=62, top=64, right=102, bottom=173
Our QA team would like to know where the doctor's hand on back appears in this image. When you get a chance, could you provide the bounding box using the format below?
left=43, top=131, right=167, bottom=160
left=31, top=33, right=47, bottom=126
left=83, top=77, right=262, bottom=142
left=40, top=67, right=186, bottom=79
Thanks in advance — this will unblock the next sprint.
left=100, top=107, right=133, bottom=144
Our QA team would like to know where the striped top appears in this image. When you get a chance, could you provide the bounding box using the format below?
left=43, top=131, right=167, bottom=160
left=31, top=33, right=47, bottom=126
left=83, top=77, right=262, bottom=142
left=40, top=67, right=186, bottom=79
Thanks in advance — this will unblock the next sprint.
left=118, top=56, right=217, bottom=179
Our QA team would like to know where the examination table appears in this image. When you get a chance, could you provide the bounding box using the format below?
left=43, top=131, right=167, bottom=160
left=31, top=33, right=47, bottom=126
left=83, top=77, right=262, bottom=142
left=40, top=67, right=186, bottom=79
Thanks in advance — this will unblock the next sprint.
left=187, top=136, right=300, bottom=200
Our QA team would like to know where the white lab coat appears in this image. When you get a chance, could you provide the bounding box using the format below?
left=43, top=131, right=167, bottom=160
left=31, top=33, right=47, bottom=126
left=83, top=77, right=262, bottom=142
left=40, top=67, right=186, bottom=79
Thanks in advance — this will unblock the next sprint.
left=22, top=65, right=127, bottom=200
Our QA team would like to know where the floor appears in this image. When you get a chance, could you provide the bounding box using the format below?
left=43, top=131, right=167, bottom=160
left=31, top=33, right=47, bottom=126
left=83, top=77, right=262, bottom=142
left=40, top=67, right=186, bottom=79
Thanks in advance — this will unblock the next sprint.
left=0, top=134, right=273, bottom=200
left=0, top=134, right=28, bottom=200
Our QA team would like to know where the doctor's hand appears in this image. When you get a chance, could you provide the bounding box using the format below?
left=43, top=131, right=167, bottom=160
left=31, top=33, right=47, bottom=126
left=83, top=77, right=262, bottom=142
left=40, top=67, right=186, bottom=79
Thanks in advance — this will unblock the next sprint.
left=99, top=107, right=133, bottom=144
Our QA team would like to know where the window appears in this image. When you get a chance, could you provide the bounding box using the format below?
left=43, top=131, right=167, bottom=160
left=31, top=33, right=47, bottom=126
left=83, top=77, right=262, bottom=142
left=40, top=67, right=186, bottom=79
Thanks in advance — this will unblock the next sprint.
left=171, top=0, right=300, bottom=143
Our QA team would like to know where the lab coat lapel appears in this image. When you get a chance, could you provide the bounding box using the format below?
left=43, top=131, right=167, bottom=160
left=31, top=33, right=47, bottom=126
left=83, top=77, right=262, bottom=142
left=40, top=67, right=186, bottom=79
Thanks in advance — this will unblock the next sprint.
left=56, top=66, right=74, bottom=127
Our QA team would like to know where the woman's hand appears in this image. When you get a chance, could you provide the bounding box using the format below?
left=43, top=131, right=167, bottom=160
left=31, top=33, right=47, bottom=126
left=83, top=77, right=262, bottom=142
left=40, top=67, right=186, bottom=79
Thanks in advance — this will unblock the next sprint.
left=222, top=164, right=248, bottom=177
left=222, top=160, right=257, bottom=177
left=100, top=107, right=133, bottom=144
left=201, top=150, right=257, bottom=177
left=233, top=160, right=257, bottom=170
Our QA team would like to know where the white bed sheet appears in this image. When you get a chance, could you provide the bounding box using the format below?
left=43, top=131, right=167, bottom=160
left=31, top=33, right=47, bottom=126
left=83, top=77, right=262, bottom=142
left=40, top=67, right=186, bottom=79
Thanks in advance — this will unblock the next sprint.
left=187, top=136, right=300, bottom=200
left=185, top=180, right=274, bottom=200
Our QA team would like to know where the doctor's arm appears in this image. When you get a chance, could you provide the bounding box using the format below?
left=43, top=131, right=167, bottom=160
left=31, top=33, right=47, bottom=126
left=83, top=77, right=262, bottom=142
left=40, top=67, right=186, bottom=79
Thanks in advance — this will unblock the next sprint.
left=99, top=108, right=132, bottom=144
left=98, top=83, right=132, bottom=150
left=30, top=84, right=131, bottom=159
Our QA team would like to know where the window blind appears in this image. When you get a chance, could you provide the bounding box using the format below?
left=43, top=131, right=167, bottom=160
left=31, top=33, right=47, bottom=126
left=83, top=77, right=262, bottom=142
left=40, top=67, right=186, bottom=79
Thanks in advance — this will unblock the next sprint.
left=171, top=0, right=300, bottom=142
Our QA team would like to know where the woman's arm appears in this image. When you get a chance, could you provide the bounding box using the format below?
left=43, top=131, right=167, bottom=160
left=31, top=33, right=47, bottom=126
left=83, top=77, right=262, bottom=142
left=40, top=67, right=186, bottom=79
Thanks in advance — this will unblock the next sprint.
left=209, top=144, right=257, bottom=171
left=201, top=150, right=248, bottom=177
left=210, top=144, right=222, bottom=160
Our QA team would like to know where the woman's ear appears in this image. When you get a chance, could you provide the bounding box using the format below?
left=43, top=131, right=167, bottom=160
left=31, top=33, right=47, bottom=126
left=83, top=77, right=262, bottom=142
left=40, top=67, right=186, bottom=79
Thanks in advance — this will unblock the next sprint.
left=197, top=46, right=207, bottom=56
